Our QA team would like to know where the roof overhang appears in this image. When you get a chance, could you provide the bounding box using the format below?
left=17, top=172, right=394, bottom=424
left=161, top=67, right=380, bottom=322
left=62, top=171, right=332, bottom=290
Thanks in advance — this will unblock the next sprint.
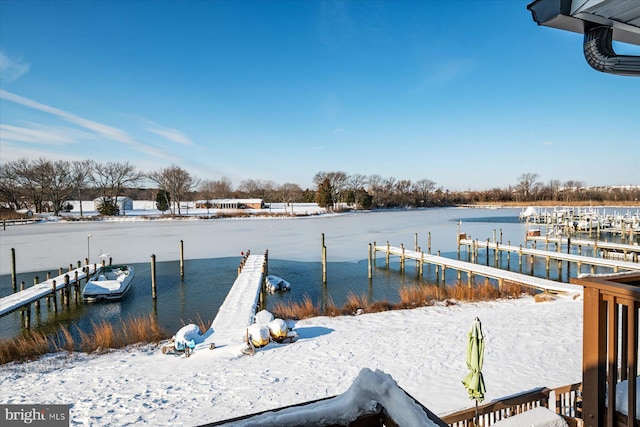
left=527, top=0, right=640, bottom=75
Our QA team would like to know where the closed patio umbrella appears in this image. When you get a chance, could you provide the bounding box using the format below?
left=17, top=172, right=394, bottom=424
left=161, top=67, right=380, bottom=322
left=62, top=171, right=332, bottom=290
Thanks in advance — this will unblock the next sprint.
left=462, top=316, right=486, bottom=426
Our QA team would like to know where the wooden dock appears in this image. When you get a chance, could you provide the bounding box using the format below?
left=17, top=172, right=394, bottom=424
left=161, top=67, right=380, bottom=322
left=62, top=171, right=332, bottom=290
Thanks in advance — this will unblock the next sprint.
left=373, top=244, right=582, bottom=294
left=200, top=251, right=268, bottom=347
left=524, top=235, right=640, bottom=261
left=459, top=238, right=640, bottom=274
left=0, top=264, right=99, bottom=326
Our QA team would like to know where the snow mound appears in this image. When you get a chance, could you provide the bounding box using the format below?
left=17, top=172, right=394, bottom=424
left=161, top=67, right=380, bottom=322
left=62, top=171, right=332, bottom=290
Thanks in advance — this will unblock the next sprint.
left=225, top=368, right=439, bottom=426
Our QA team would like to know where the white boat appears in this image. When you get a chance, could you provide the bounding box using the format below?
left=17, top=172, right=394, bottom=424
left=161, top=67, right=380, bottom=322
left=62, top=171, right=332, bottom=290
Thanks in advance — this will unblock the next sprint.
left=82, top=265, right=135, bottom=302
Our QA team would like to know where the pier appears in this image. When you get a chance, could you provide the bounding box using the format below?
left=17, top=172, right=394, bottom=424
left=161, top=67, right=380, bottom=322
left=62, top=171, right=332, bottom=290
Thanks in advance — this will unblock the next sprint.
left=524, top=235, right=640, bottom=261
left=201, top=251, right=268, bottom=347
left=459, top=237, right=640, bottom=275
left=0, top=263, right=100, bottom=327
left=372, top=244, right=582, bottom=295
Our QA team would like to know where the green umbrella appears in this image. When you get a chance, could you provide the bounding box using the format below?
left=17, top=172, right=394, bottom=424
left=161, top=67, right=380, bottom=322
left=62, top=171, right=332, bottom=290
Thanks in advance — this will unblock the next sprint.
left=462, top=317, right=486, bottom=426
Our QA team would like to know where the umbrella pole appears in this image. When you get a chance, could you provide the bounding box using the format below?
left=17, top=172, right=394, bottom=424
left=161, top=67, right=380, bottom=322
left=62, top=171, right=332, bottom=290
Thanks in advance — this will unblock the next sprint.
left=475, top=400, right=479, bottom=426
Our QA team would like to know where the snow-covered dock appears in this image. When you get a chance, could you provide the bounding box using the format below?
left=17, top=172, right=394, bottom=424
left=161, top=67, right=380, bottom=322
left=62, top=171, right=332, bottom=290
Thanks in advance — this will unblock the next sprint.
left=460, top=238, right=640, bottom=273
left=374, top=244, right=582, bottom=294
left=199, top=252, right=268, bottom=348
left=524, top=235, right=640, bottom=261
left=0, top=264, right=98, bottom=318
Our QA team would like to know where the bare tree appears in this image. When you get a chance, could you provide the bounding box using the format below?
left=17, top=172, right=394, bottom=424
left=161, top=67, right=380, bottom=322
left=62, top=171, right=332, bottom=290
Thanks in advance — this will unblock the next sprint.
left=516, top=172, right=540, bottom=202
left=0, top=162, right=26, bottom=210
left=275, top=182, right=303, bottom=213
left=92, top=161, right=142, bottom=215
left=413, top=178, right=436, bottom=206
left=148, top=164, right=200, bottom=215
left=71, top=160, right=94, bottom=216
left=313, top=171, right=348, bottom=210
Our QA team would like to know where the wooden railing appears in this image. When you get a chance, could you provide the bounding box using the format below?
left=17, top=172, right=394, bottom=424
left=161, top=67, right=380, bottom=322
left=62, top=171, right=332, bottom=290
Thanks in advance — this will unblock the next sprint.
left=572, top=272, right=640, bottom=427
left=440, top=383, right=581, bottom=427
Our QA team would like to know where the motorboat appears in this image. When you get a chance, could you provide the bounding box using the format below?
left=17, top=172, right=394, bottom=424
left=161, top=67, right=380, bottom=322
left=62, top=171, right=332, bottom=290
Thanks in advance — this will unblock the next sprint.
left=82, top=265, right=135, bottom=302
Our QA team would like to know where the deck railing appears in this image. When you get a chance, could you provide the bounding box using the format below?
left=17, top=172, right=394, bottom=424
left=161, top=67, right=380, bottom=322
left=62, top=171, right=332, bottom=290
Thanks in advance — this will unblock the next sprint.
left=572, top=272, right=640, bottom=427
left=440, top=383, right=581, bottom=427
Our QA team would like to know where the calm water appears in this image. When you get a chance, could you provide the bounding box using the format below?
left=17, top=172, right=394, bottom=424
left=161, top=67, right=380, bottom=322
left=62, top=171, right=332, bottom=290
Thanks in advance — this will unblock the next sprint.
left=0, top=208, right=625, bottom=340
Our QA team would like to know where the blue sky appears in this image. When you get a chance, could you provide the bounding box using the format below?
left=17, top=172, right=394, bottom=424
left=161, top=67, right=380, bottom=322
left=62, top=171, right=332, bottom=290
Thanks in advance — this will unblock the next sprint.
left=1, top=0, right=639, bottom=191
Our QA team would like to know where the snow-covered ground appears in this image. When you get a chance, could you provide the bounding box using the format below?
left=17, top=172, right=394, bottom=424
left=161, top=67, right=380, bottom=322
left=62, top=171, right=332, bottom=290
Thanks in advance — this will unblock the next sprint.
left=0, top=295, right=582, bottom=426
left=0, top=207, right=584, bottom=425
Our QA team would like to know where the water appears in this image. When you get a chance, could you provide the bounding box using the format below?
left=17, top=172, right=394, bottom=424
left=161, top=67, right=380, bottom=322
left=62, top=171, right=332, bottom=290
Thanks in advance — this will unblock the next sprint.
left=0, top=207, right=628, bottom=341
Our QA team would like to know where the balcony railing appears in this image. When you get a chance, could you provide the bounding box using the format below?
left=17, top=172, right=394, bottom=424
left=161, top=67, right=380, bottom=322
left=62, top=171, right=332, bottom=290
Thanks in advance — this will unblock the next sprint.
left=572, top=271, right=640, bottom=427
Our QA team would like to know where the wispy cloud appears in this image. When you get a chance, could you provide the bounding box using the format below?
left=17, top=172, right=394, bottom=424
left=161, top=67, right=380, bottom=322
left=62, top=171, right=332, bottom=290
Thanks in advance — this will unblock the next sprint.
left=0, top=89, right=174, bottom=160
left=0, top=123, right=93, bottom=145
left=144, top=122, right=194, bottom=146
left=543, top=141, right=554, bottom=146
left=0, top=51, right=30, bottom=83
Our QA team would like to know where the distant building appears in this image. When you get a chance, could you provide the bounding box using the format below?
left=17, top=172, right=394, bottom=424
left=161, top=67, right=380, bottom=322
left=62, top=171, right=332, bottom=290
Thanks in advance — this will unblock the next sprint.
left=94, top=196, right=134, bottom=213
left=195, top=199, right=264, bottom=209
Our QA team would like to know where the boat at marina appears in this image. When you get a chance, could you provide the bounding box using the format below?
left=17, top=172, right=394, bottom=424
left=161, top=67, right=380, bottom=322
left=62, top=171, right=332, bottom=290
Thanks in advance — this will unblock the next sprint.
left=82, top=265, right=135, bottom=302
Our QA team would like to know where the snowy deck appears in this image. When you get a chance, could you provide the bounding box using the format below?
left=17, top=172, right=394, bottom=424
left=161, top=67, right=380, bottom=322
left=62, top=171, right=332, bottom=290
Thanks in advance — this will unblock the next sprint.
left=0, top=265, right=98, bottom=316
left=202, top=253, right=267, bottom=346
left=460, top=239, right=640, bottom=272
left=375, top=245, right=582, bottom=294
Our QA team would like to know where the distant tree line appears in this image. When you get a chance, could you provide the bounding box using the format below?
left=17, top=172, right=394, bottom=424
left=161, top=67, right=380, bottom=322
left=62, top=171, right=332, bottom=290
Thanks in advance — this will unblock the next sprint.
left=1, top=159, right=638, bottom=216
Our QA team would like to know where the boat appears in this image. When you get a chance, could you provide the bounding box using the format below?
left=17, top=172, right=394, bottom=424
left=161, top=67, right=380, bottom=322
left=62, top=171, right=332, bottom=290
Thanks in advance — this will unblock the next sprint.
left=82, top=265, right=135, bottom=302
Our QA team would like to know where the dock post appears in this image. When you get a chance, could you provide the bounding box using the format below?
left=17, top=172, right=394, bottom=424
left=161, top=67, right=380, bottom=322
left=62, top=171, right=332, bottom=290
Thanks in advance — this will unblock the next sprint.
left=486, top=239, right=490, bottom=265
left=400, top=244, right=405, bottom=271
left=85, top=257, right=89, bottom=266
left=59, top=267, right=63, bottom=275
left=322, top=234, right=327, bottom=284
left=518, top=245, right=523, bottom=273
left=74, top=271, right=80, bottom=303
left=428, top=232, right=431, bottom=255
left=419, top=249, right=424, bottom=276
left=385, top=241, right=390, bottom=269
left=367, top=244, right=373, bottom=280
left=493, top=229, right=496, bottom=243
left=51, top=280, right=58, bottom=314
left=499, top=229, right=502, bottom=244
left=494, top=242, right=499, bottom=267
left=151, top=254, right=157, bottom=300
left=24, top=304, right=31, bottom=329
left=34, top=276, right=40, bottom=313
left=545, top=257, right=550, bottom=279
left=507, top=241, right=511, bottom=270
left=180, top=240, right=185, bottom=278
left=69, top=263, right=73, bottom=272
left=11, top=248, right=17, bottom=293
left=64, top=274, right=71, bottom=307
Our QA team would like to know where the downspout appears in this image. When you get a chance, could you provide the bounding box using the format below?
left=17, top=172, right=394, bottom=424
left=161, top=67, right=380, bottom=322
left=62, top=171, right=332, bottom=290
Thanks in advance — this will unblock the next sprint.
left=583, top=26, right=640, bottom=76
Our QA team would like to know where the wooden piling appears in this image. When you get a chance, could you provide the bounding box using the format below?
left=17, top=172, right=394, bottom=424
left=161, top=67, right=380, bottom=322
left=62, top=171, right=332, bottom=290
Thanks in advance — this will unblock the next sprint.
left=428, top=232, right=432, bottom=255
left=322, top=233, right=327, bottom=284
left=64, top=274, right=70, bottom=307
left=400, top=243, right=405, bottom=271
left=368, top=244, right=373, bottom=279
left=51, top=280, right=58, bottom=313
left=74, top=271, right=80, bottom=303
left=34, top=276, right=40, bottom=312
left=386, top=241, right=390, bottom=268
left=180, top=240, right=185, bottom=278
left=151, top=254, right=157, bottom=300
left=11, top=248, right=17, bottom=292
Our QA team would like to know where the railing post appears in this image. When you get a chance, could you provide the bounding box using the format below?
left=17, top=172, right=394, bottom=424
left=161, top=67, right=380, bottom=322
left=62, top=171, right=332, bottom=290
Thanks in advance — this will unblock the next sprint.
left=582, top=286, right=605, bottom=427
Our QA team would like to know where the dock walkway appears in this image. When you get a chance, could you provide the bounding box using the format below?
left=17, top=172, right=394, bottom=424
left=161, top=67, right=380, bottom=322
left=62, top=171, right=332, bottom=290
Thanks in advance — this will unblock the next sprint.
left=200, top=253, right=267, bottom=347
left=0, top=265, right=98, bottom=317
left=524, top=235, right=640, bottom=261
left=459, top=239, right=640, bottom=273
left=374, top=245, right=582, bottom=294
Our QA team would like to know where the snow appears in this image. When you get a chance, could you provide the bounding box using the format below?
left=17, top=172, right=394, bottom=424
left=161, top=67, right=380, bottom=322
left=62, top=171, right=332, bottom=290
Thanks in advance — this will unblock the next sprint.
left=0, top=295, right=583, bottom=426
left=0, top=207, right=586, bottom=425
left=491, top=406, right=568, bottom=427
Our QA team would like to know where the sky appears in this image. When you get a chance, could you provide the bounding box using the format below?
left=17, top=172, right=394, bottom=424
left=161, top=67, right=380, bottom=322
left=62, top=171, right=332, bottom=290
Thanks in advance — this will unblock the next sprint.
left=1, top=0, right=639, bottom=191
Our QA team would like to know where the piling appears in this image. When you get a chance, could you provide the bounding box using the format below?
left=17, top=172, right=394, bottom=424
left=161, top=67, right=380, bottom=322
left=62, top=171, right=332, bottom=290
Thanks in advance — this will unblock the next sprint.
left=368, top=243, right=373, bottom=279
left=180, top=240, right=185, bottom=278
left=51, top=280, right=58, bottom=313
left=428, top=232, right=432, bottom=255
left=151, top=254, right=157, bottom=300
left=64, top=274, right=70, bottom=307
left=386, top=241, right=390, bottom=268
left=400, top=243, right=405, bottom=271
left=321, top=233, right=327, bottom=284
left=11, top=248, right=17, bottom=292
left=34, top=276, right=40, bottom=312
